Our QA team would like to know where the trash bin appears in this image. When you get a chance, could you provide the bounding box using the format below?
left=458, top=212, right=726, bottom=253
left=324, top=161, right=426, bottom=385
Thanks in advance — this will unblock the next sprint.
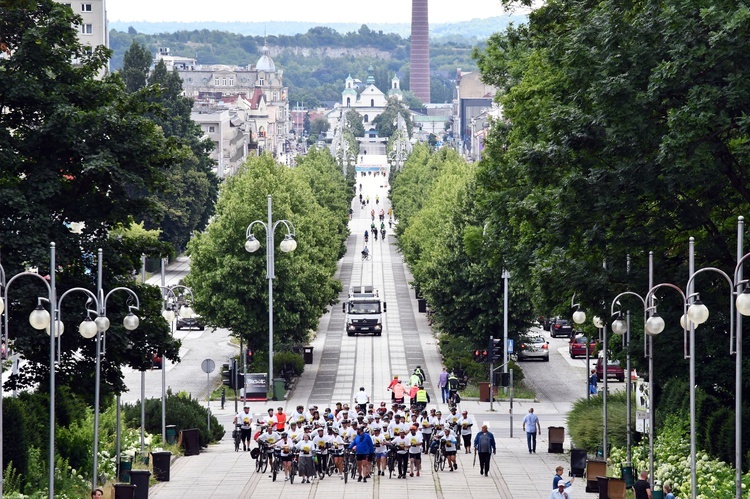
left=608, top=477, right=627, bottom=499
left=417, top=298, right=427, bottom=313
left=303, top=346, right=314, bottom=365
left=119, top=455, right=132, bottom=482
left=621, top=465, right=634, bottom=487
left=166, top=425, right=177, bottom=445
left=180, top=428, right=201, bottom=456
left=652, top=492, right=664, bottom=499
left=478, top=382, right=490, bottom=402
left=113, top=483, right=137, bottom=499
left=151, top=451, right=171, bottom=482
left=273, top=377, right=286, bottom=401
left=570, top=448, right=587, bottom=477
left=129, top=470, right=151, bottom=499
left=548, top=426, right=564, bottom=453
left=585, top=461, right=607, bottom=493
left=597, top=476, right=609, bottom=499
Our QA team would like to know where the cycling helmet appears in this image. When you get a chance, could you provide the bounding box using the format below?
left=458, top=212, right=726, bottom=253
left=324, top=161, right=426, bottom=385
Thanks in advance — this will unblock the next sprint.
left=281, top=432, right=288, bottom=437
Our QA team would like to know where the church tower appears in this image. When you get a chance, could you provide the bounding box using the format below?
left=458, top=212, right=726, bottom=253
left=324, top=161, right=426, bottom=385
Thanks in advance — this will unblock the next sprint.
left=410, top=0, right=430, bottom=103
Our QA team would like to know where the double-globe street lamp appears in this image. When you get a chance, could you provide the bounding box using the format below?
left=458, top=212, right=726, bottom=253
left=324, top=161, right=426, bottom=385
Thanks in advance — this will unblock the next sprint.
left=159, top=282, right=195, bottom=443
left=59, top=248, right=141, bottom=489
left=0, top=243, right=55, bottom=499
left=244, top=195, right=297, bottom=396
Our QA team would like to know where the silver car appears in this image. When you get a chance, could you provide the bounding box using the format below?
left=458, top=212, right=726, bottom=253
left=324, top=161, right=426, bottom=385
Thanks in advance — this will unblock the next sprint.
left=518, top=334, right=550, bottom=362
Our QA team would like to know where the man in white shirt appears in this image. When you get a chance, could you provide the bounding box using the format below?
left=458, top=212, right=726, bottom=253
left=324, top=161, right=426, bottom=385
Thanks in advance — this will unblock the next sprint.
left=233, top=406, right=254, bottom=451
left=549, top=479, right=571, bottom=498
left=407, top=426, right=423, bottom=477
left=354, top=386, right=370, bottom=414
left=457, top=411, right=474, bottom=454
left=392, top=429, right=410, bottom=479
left=312, top=427, right=330, bottom=479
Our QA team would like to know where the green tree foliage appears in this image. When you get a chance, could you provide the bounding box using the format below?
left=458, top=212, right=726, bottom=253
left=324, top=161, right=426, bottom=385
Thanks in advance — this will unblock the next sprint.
left=0, top=0, right=181, bottom=400
left=185, top=154, right=346, bottom=354
left=474, top=0, right=750, bottom=464
left=372, top=97, right=413, bottom=138
left=345, top=110, right=366, bottom=138
left=567, top=392, right=633, bottom=451
left=309, top=116, right=330, bottom=137
left=119, top=54, right=219, bottom=253
left=120, top=40, right=152, bottom=93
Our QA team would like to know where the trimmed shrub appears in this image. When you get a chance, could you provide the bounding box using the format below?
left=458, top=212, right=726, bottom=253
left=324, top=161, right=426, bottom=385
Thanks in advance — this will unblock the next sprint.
left=2, top=398, right=30, bottom=481
left=274, top=351, right=304, bottom=376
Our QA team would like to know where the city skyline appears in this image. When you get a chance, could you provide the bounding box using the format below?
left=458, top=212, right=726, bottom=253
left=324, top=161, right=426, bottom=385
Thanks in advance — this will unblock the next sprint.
left=107, top=0, right=512, bottom=24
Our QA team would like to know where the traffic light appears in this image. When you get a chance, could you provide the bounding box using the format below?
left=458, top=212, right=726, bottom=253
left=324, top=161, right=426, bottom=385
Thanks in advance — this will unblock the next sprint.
left=473, top=349, right=482, bottom=361
left=490, top=337, right=502, bottom=362
left=246, top=348, right=254, bottom=366
left=222, top=362, right=232, bottom=388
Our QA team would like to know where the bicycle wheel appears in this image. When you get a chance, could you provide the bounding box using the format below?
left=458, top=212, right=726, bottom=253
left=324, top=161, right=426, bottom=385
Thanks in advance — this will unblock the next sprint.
left=343, top=459, right=349, bottom=484
left=433, top=453, right=440, bottom=472
left=290, top=461, right=297, bottom=484
left=439, top=453, right=446, bottom=471
left=272, top=460, right=278, bottom=482
left=350, top=457, right=357, bottom=479
left=256, top=451, right=262, bottom=472
left=260, top=453, right=269, bottom=473
left=326, top=456, right=335, bottom=476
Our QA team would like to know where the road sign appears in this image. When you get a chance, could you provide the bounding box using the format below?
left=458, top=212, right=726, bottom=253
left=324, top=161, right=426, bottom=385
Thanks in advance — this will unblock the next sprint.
left=507, top=339, right=514, bottom=354
left=201, top=358, right=216, bottom=374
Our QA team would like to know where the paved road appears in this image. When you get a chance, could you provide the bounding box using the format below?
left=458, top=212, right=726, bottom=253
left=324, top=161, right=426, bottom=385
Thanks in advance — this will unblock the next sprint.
left=145, top=173, right=601, bottom=498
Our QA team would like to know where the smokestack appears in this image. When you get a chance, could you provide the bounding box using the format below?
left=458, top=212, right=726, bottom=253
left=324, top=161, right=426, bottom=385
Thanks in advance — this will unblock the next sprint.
left=410, top=0, right=430, bottom=104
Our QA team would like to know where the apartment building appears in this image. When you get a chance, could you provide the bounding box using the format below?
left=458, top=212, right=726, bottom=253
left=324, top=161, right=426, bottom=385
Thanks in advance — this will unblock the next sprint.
left=55, top=0, right=108, bottom=74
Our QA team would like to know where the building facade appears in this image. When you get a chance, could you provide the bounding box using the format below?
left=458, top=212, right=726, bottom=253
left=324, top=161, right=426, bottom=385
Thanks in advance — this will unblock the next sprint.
left=55, top=0, right=108, bottom=74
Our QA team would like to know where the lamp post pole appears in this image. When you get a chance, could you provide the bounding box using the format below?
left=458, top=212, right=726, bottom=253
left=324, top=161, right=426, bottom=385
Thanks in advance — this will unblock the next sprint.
left=0, top=245, right=55, bottom=498
left=159, top=281, right=195, bottom=443
left=244, top=195, right=297, bottom=396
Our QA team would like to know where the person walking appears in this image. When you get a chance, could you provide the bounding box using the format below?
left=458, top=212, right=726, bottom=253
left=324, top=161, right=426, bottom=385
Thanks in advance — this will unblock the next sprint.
left=457, top=410, right=474, bottom=453
left=387, top=375, right=400, bottom=401
left=438, top=367, right=449, bottom=403
left=407, top=425, right=423, bottom=476
left=349, top=426, right=375, bottom=483
left=549, top=479, right=571, bottom=499
left=633, top=470, right=653, bottom=499
left=392, top=379, right=406, bottom=404
left=473, top=424, right=496, bottom=476
left=553, top=466, right=575, bottom=489
left=663, top=484, right=675, bottom=499
left=522, top=407, right=541, bottom=453
left=354, top=386, right=370, bottom=414
left=233, top=406, right=254, bottom=451
left=296, top=433, right=316, bottom=484
left=589, top=368, right=598, bottom=395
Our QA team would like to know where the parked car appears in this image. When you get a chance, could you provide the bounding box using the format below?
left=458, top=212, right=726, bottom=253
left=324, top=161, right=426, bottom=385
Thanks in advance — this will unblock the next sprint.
left=550, top=318, right=574, bottom=338
left=569, top=334, right=597, bottom=358
left=152, top=353, right=162, bottom=369
left=518, top=334, right=550, bottom=362
left=596, top=356, right=625, bottom=382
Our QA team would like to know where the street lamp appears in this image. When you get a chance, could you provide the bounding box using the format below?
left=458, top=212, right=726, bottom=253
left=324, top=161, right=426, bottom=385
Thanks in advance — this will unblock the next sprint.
left=57, top=248, right=140, bottom=489
left=244, top=194, right=297, bottom=397
left=0, top=246, right=55, bottom=499
left=159, top=281, right=194, bottom=444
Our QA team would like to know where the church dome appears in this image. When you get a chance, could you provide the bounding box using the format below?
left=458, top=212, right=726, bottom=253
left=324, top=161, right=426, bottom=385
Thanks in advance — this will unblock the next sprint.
left=256, top=44, right=276, bottom=72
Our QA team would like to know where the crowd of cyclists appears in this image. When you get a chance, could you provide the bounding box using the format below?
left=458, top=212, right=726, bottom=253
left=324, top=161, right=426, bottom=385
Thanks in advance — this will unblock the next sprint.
left=232, top=376, right=476, bottom=484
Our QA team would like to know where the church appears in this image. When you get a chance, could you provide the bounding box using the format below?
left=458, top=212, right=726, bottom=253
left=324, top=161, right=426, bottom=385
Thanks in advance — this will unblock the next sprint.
left=327, top=66, right=403, bottom=138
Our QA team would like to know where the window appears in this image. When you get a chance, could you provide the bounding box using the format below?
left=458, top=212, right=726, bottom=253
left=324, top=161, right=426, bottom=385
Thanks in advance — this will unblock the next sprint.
left=370, top=99, right=375, bottom=107
left=208, top=126, right=215, bottom=133
left=214, top=78, right=219, bottom=86
left=228, top=78, right=234, bottom=86
left=81, top=3, right=92, bottom=11
left=258, top=78, right=264, bottom=86
left=346, top=97, right=351, bottom=107
left=364, top=115, right=369, bottom=123
left=81, top=24, right=93, bottom=34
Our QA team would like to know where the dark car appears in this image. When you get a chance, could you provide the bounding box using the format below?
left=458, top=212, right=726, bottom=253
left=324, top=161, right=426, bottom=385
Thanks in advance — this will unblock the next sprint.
left=152, top=354, right=162, bottom=369
left=518, top=334, right=550, bottom=362
left=568, top=334, right=597, bottom=358
left=176, top=313, right=204, bottom=331
left=550, top=318, right=574, bottom=338
left=595, top=356, right=625, bottom=382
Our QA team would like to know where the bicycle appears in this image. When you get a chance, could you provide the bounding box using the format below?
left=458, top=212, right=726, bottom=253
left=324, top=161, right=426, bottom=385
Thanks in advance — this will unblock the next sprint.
left=433, top=441, right=446, bottom=472
left=362, top=251, right=370, bottom=261
left=256, top=442, right=269, bottom=473
left=327, top=448, right=341, bottom=476
left=386, top=446, right=396, bottom=479
left=232, top=424, right=241, bottom=452
left=289, top=451, right=299, bottom=484
left=272, top=449, right=282, bottom=481
left=342, top=449, right=354, bottom=484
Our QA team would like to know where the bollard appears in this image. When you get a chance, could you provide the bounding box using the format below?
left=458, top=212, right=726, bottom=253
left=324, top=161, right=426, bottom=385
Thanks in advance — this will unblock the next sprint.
left=221, top=387, right=226, bottom=409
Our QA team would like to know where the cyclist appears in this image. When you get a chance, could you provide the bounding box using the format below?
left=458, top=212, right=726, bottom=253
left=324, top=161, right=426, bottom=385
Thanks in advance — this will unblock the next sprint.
left=296, top=432, right=315, bottom=483
left=288, top=420, right=302, bottom=442
left=371, top=427, right=387, bottom=476
left=418, top=409, right=433, bottom=453
left=447, top=371, right=460, bottom=406
left=349, top=207, right=353, bottom=220
left=373, top=229, right=378, bottom=241
left=407, top=425, right=423, bottom=477
left=312, top=426, right=329, bottom=479
left=379, top=208, right=385, bottom=221
left=370, top=209, right=375, bottom=221
left=233, top=406, right=254, bottom=451
left=366, top=195, right=370, bottom=204
left=364, top=230, right=369, bottom=243
left=375, top=195, right=380, bottom=205
left=359, top=183, right=362, bottom=192
left=361, top=246, right=369, bottom=260
left=392, top=428, right=410, bottom=479
left=275, top=432, right=295, bottom=481
left=441, top=426, right=459, bottom=471
left=257, top=425, right=280, bottom=469
left=349, top=426, right=374, bottom=483
left=329, top=427, right=346, bottom=478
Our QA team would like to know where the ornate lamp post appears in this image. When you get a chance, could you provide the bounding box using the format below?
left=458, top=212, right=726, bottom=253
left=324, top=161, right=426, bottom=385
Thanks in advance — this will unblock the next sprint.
left=244, top=195, right=297, bottom=396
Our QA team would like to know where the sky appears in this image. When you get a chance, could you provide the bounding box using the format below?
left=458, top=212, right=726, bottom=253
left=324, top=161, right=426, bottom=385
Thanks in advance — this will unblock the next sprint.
left=106, top=0, right=515, bottom=24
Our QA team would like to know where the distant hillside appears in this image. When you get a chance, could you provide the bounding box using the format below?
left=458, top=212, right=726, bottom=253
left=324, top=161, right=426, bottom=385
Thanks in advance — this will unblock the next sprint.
left=109, top=15, right=527, bottom=41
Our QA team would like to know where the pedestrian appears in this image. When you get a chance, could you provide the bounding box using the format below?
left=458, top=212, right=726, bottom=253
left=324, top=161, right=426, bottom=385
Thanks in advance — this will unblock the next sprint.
left=553, top=466, right=575, bottom=489
left=407, top=425, right=423, bottom=476
left=349, top=426, right=374, bottom=482
left=663, top=483, right=675, bottom=499
left=457, top=410, right=474, bottom=452
left=387, top=375, right=400, bottom=400
left=473, top=424, right=496, bottom=476
left=522, top=407, right=541, bottom=453
left=392, top=379, right=406, bottom=404
left=274, top=406, right=286, bottom=432
left=549, top=479, right=571, bottom=499
left=633, top=470, right=653, bottom=499
left=354, top=386, right=370, bottom=414
left=408, top=383, right=419, bottom=406
left=438, top=367, right=449, bottom=403
left=296, top=433, right=316, bottom=484
left=233, top=406, right=254, bottom=451
left=90, top=489, right=104, bottom=498
left=414, top=384, right=430, bottom=412
left=589, top=369, right=598, bottom=395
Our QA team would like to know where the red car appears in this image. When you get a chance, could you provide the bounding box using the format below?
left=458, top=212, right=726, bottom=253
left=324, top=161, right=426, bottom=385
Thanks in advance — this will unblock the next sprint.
left=595, top=356, right=625, bottom=382
left=568, top=334, right=597, bottom=359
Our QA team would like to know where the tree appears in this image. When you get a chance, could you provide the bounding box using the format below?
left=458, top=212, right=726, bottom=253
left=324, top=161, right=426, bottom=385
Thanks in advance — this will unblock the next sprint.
left=0, top=0, right=181, bottom=399
left=309, top=116, right=330, bottom=137
left=373, top=97, right=413, bottom=138
left=120, top=40, right=152, bottom=93
left=185, top=155, right=345, bottom=354
left=345, top=110, right=365, bottom=138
